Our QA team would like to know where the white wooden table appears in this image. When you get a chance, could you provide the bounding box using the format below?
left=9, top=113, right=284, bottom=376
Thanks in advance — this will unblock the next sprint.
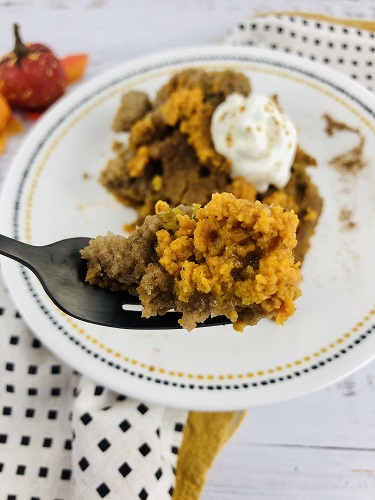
left=1, top=1, right=375, bottom=498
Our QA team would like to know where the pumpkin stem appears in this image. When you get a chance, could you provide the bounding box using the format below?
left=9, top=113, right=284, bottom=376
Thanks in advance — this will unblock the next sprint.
left=13, top=24, right=29, bottom=59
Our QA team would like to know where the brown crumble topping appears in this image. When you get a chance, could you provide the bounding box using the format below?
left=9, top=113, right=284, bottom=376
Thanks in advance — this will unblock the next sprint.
left=323, top=113, right=366, bottom=172
left=329, top=135, right=366, bottom=172
left=339, top=208, right=356, bottom=230
left=323, top=113, right=358, bottom=136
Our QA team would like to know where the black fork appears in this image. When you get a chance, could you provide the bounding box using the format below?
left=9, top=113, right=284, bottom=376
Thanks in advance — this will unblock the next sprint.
left=0, top=234, right=230, bottom=329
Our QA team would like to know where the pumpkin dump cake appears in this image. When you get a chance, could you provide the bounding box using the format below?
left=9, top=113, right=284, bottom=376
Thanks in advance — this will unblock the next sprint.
left=81, top=193, right=302, bottom=331
left=101, top=68, right=322, bottom=263
left=84, top=68, right=322, bottom=330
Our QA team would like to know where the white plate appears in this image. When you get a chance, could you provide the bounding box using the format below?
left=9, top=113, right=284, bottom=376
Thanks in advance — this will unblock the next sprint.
left=1, top=46, right=375, bottom=410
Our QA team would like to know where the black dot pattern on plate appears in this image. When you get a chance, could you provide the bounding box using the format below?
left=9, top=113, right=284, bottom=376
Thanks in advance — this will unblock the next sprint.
left=6, top=48, right=375, bottom=392
left=227, top=15, right=375, bottom=92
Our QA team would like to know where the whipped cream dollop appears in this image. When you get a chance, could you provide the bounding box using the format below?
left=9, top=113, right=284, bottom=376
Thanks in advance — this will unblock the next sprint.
left=211, top=93, right=297, bottom=193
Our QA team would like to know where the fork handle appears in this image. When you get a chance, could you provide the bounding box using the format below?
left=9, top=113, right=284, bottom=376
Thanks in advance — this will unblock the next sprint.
left=0, top=234, right=40, bottom=271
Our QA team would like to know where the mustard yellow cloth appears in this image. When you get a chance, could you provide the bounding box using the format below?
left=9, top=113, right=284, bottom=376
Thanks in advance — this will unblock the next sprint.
left=173, top=411, right=246, bottom=499
left=254, top=11, right=375, bottom=32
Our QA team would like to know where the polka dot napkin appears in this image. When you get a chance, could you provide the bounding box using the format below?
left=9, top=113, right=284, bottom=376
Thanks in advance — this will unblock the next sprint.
left=0, top=281, right=186, bottom=499
left=1, top=11, right=375, bottom=500
left=223, top=12, right=375, bottom=92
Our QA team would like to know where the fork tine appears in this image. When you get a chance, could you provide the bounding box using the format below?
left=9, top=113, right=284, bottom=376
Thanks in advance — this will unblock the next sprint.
left=67, top=305, right=230, bottom=330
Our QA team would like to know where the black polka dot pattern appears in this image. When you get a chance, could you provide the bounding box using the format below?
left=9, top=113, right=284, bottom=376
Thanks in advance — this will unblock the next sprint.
left=0, top=281, right=186, bottom=498
left=0, top=281, right=81, bottom=497
left=72, top=379, right=184, bottom=498
left=225, top=14, right=375, bottom=92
